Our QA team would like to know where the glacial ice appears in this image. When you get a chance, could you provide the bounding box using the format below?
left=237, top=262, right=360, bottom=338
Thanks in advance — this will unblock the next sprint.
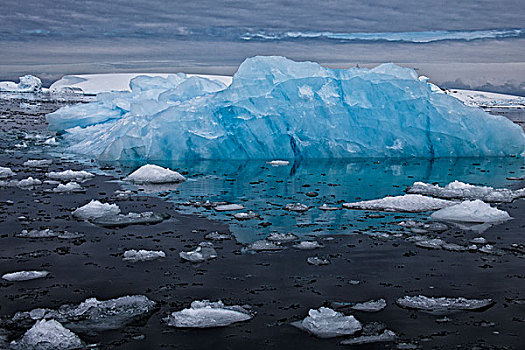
left=123, top=249, right=166, bottom=262
left=0, top=167, right=15, bottom=179
left=17, top=229, right=59, bottom=238
left=46, top=56, right=525, bottom=161
left=125, top=164, right=186, bottom=183
left=12, top=295, right=156, bottom=334
left=431, top=200, right=511, bottom=223
left=284, top=203, right=309, bottom=212
left=408, top=181, right=525, bottom=203
left=72, top=200, right=121, bottom=220
left=267, top=160, right=290, bottom=166
left=396, top=295, right=494, bottom=313
left=343, top=194, right=454, bottom=212
left=0, top=75, right=42, bottom=93
left=233, top=211, right=259, bottom=220
left=10, top=319, right=84, bottom=350
left=165, top=300, right=253, bottom=328
left=292, top=307, right=362, bottom=338
left=2, top=271, right=49, bottom=282
left=179, top=242, right=218, bottom=262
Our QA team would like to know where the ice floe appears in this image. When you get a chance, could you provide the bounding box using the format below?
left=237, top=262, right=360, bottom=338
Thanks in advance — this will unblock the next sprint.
left=10, top=319, right=84, bottom=350
left=408, top=181, right=525, bottom=203
left=53, top=182, right=83, bottom=193
left=164, top=300, right=253, bottom=328
left=23, top=159, right=53, bottom=168
left=123, top=249, right=166, bottom=262
left=204, top=231, right=231, bottom=241
left=341, top=329, right=396, bottom=345
left=396, top=220, right=448, bottom=232
left=343, top=195, right=454, bottom=212
left=124, top=164, right=186, bottom=184
left=17, top=177, right=42, bottom=188
left=396, top=295, right=494, bottom=313
left=292, top=307, right=362, bottom=338
left=307, top=257, right=331, bottom=266
left=17, top=229, right=59, bottom=238
left=179, top=242, right=218, bottom=262
left=214, top=203, right=245, bottom=211
left=351, top=299, right=387, bottom=312
left=2, top=271, right=49, bottom=282
left=318, top=204, right=340, bottom=211
left=72, top=200, right=121, bottom=220
left=233, top=211, right=259, bottom=220
left=284, top=203, right=309, bottom=212
left=431, top=200, right=511, bottom=223
left=46, top=170, right=94, bottom=182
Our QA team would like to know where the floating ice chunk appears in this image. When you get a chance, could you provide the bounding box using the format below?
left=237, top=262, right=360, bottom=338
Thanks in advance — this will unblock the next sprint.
left=267, top=160, right=290, bottom=166
left=57, top=231, right=85, bottom=239
left=351, top=299, right=387, bottom=312
left=284, top=203, right=309, bottom=212
left=233, top=211, right=259, bottom=220
left=431, top=200, right=511, bottom=223
left=165, top=300, right=253, bottom=328
left=214, top=204, right=245, bottom=211
left=478, top=244, right=502, bottom=255
left=441, top=243, right=468, bottom=252
left=91, top=212, right=166, bottom=227
left=17, top=177, right=42, bottom=188
left=46, top=170, right=94, bottom=181
left=341, top=329, right=396, bottom=345
left=10, top=319, right=84, bottom=350
left=23, top=159, right=53, bottom=168
left=319, top=204, right=340, bottom=211
left=471, top=237, right=487, bottom=244
left=292, top=307, right=362, bottom=338
left=72, top=200, right=121, bottom=220
left=266, top=232, right=298, bottom=242
left=12, top=295, right=156, bottom=333
left=125, top=164, right=186, bottom=184
left=53, top=182, right=83, bottom=193
left=293, top=241, right=323, bottom=250
left=179, top=242, right=217, bottom=262
left=44, top=137, right=57, bottom=145
left=2, top=271, right=49, bottom=282
left=396, top=295, right=494, bottom=313
left=123, top=249, right=166, bottom=262
left=17, top=229, right=59, bottom=238
left=343, top=195, right=454, bottom=212
left=0, top=75, right=42, bottom=93
left=204, top=231, right=231, bottom=241
left=248, top=240, right=284, bottom=251
left=415, top=238, right=445, bottom=249
left=0, top=167, right=15, bottom=179
left=307, top=257, right=330, bottom=265
left=397, top=220, right=448, bottom=232
left=408, top=181, right=525, bottom=203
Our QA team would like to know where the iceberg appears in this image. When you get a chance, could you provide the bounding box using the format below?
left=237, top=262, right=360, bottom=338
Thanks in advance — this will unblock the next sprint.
left=123, top=249, right=166, bottom=262
left=72, top=200, right=121, bottom=220
left=10, top=319, right=84, bottom=350
left=0, top=167, right=15, bottom=179
left=430, top=200, right=511, bottom=223
left=164, top=300, right=253, bottom=328
left=124, top=164, right=186, bottom=183
left=0, top=75, right=42, bottom=93
left=179, top=242, right=218, bottom=263
left=46, top=56, right=525, bottom=161
left=2, top=271, right=49, bottom=282
left=292, top=307, right=362, bottom=338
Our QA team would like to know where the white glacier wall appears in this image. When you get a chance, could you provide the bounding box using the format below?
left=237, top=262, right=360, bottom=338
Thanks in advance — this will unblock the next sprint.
left=47, top=56, right=525, bottom=161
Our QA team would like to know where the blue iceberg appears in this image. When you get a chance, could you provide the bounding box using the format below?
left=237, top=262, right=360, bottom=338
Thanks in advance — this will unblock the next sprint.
left=47, top=56, right=525, bottom=160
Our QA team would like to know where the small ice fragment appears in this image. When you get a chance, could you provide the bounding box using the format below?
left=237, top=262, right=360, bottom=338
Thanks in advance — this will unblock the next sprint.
left=179, top=242, right=217, bottom=262
left=307, top=257, right=331, bottom=266
left=204, top=231, right=231, bottom=241
left=478, top=244, right=501, bottom=255
left=17, top=177, right=42, bottom=188
left=214, top=204, right=245, bottom=211
left=284, top=203, right=309, bottom=212
left=319, top=204, right=340, bottom=211
left=72, top=200, right=121, bottom=220
left=57, top=231, right=84, bottom=239
left=123, top=249, right=166, bottom=262
left=0, top=75, right=42, bottom=93
left=397, top=220, right=448, bottom=232
left=91, top=212, right=166, bottom=227
left=125, top=164, right=186, bottom=184
left=23, top=159, right=53, bottom=167
left=266, top=232, right=298, bottom=242
left=441, top=243, right=468, bottom=252
left=291, top=307, right=362, bottom=338
left=341, top=329, right=396, bottom=345
left=10, top=319, right=84, bottom=350
left=46, top=170, right=94, bottom=181
left=266, top=160, right=290, bottom=166
left=471, top=237, right=487, bottom=244
left=343, top=195, right=454, bottom=212
left=53, top=182, right=83, bottom=193
left=17, top=229, right=59, bottom=238
left=396, top=295, right=494, bottom=313
left=431, top=200, right=511, bottom=223
left=293, top=241, right=323, bottom=250
left=233, top=211, right=258, bottom=220
left=0, top=167, right=15, bottom=179
left=248, top=240, right=284, bottom=251
left=2, top=271, right=49, bottom=282
left=351, top=299, right=387, bottom=312
left=165, top=300, right=253, bottom=328
left=44, top=137, right=58, bottom=145
left=349, top=280, right=360, bottom=285
left=415, top=239, right=445, bottom=250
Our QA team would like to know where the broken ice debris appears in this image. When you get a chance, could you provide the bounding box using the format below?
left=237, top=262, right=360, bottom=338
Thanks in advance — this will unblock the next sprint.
left=408, top=181, right=525, bottom=203
left=292, top=307, right=362, bottom=338
left=123, top=249, right=166, bottom=262
left=72, top=200, right=121, bottom=220
left=10, top=319, right=84, bottom=350
left=293, top=241, right=323, bottom=250
left=91, top=212, right=167, bottom=227
left=12, top=295, right=156, bottom=334
left=266, top=232, right=298, bottom=242
left=247, top=240, right=284, bottom=251
left=343, top=195, right=454, bottom=212
left=125, top=164, right=186, bottom=183
left=341, top=329, right=396, bottom=345
left=396, top=295, right=494, bottom=313
left=319, top=204, right=340, bottom=211
left=214, top=203, right=245, bottom=211
left=17, top=177, right=42, bottom=188
left=0, top=167, right=15, bottom=179
left=2, top=271, right=49, bottom=282
left=471, top=237, right=487, bottom=244
left=179, top=242, right=217, bottom=262
left=204, top=231, right=231, bottom=241
left=284, top=203, right=309, bottom=212
left=165, top=300, right=253, bottom=328
left=266, top=160, right=290, bottom=166
left=351, top=299, right=387, bottom=312
left=233, top=211, right=258, bottom=220
left=23, top=159, right=53, bottom=168
left=307, top=257, right=330, bottom=266
left=46, top=170, right=94, bottom=182
left=431, top=200, right=511, bottom=223
left=415, top=238, right=446, bottom=250
left=396, top=220, right=448, bottom=232
left=53, top=182, right=83, bottom=193
left=17, top=229, right=59, bottom=238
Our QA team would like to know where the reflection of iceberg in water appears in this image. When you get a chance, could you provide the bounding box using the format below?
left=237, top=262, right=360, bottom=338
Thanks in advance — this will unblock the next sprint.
left=109, top=157, right=524, bottom=243
left=48, top=56, right=525, bottom=161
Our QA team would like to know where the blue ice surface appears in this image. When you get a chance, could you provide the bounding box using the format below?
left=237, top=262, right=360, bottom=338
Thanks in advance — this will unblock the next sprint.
left=47, top=56, right=525, bottom=161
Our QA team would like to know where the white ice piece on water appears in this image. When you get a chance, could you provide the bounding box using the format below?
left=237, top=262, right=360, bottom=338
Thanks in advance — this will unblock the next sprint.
left=343, top=194, right=454, bottom=212
left=0, top=75, right=42, bottom=93
left=123, top=249, right=166, bottom=262
left=431, top=200, right=511, bottom=223
left=292, top=307, right=362, bottom=338
left=165, top=300, right=253, bottom=328
left=46, top=170, right=94, bottom=182
left=179, top=242, right=218, bottom=262
left=0, top=167, right=15, bottom=179
left=72, top=200, right=121, bottom=220
left=2, top=271, right=49, bottom=282
left=125, top=164, right=186, bottom=184
left=10, top=319, right=84, bottom=350
left=396, top=295, right=494, bottom=312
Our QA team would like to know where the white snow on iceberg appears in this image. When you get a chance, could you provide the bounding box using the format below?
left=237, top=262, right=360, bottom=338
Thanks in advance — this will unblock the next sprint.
left=343, top=194, right=454, bottom=212
left=165, top=300, right=253, bottom=328
left=430, top=200, right=511, bottom=223
left=125, top=164, right=186, bottom=183
left=46, top=56, right=525, bottom=161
